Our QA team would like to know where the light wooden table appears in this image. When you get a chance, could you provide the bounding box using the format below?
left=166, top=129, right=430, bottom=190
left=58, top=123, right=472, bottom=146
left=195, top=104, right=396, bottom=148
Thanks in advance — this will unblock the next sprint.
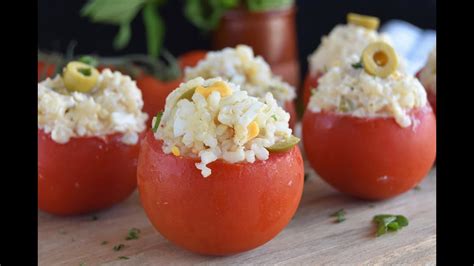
left=38, top=162, right=436, bottom=265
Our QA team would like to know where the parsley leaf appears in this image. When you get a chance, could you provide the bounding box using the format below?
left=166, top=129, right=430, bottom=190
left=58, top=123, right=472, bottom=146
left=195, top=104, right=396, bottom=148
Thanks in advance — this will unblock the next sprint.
left=331, top=209, right=346, bottom=223
left=126, top=228, right=141, bottom=240
left=373, top=214, right=409, bottom=237
left=152, top=111, right=163, bottom=133
left=113, top=244, right=125, bottom=251
left=118, top=256, right=129, bottom=260
left=352, top=61, right=363, bottom=69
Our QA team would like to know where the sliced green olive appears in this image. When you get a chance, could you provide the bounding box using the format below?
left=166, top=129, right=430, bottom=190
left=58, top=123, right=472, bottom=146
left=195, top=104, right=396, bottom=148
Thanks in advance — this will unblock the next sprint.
left=362, top=41, right=398, bottom=78
left=267, top=135, right=300, bottom=152
left=347, top=13, right=380, bottom=30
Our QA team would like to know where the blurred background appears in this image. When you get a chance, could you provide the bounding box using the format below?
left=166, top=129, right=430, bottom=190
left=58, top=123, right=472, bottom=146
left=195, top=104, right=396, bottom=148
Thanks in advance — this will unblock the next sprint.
left=38, top=0, right=436, bottom=83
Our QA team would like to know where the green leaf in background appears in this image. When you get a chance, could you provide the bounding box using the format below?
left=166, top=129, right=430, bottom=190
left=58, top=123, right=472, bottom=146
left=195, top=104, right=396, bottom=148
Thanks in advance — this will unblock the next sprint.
left=184, top=0, right=238, bottom=31
left=246, top=0, right=293, bottom=12
left=81, top=0, right=146, bottom=25
left=114, top=23, right=132, bottom=50
left=142, top=2, right=164, bottom=58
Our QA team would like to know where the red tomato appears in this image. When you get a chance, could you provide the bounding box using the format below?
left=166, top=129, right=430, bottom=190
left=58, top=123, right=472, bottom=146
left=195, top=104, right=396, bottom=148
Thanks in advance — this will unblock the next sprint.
left=38, top=129, right=143, bottom=215
left=284, top=100, right=297, bottom=129
left=302, top=71, right=323, bottom=109
left=136, top=75, right=183, bottom=124
left=137, top=131, right=304, bottom=255
left=38, top=61, right=56, bottom=81
left=178, top=50, right=208, bottom=71
left=302, top=106, right=436, bottom=200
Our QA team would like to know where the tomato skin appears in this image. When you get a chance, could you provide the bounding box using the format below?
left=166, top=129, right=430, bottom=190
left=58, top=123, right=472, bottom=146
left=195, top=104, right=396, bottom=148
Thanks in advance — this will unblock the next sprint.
left=302, top=71, right=323, bottom=109
left=38, top=62, right=56, bottom=81
left=178, top=50, right=208, bottom=71
left=38, top=129, right=143, bottom=215
left=137, top=130, right=304, bottom=255
left=136, top=75, right=183, bottom=123
left=302, top=106, right=436, bottom=200
left=284, top=100, right=297, bottom=129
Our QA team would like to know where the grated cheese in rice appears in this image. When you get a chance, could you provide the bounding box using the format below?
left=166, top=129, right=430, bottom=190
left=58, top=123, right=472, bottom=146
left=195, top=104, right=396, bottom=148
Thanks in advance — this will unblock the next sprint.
left=184, top=45, right=296, bottom=106
left=419, top=46, right=436, bottom=94
left=155, top=77, right=292, bottom=177
left=307, top=55, right=428, bottom=128
left=38, top=69, right=148, bottom=144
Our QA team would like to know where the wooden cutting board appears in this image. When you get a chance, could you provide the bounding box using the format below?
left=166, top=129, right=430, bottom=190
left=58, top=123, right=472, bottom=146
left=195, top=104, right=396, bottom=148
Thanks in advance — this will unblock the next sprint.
left=38, top=162, right=436, bottom=265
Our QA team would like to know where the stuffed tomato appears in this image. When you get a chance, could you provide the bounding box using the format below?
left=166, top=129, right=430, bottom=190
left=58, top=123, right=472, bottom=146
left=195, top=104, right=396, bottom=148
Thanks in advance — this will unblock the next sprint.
left=137, top=77, right=304, bottom=255
left=303, top=42, right=436, bottom=200
left=303, top=13, right=401, bottom=109
left=38, top=61, right=148, bottom=215
left=184, top=45, right=298, bottom=129
left=417, top=46, right=436, bottom=114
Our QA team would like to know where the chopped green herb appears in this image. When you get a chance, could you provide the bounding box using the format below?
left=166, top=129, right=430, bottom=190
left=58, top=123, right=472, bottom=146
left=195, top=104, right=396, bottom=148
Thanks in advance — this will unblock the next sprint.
left=338, top=96, right=354, bottom=112
left=101, top=241, right=108, bottom=245
left=271, top=115, right=278, bottom=121
left=310, top=89, right=316, bottom=95
left=331, top=209, right=346, bottom=223
left=368, top=204, right=376, bottom=208
left=304, top=173, right=309, bottom=182
left=118, top=256, right=129, bottom=260
left=79, top=263, right=86, bottom=266
left=126, top=228, right=141, bottom=240
left=373, top=214, right=409, bottom=237
left=351, top=61, right=363, bottom=69
left=113, top=244, right=125, bottom=251
left=91, top=215, right=99, bottom=221
left=78, top=55, right=99, bottom=67
left=78, top=67, right=92, bottom=76
left=414, top=185, right=421, bottom=191
left=59, top=229, right=67, bottom=235
left=152, top=111, right=163, bottom=133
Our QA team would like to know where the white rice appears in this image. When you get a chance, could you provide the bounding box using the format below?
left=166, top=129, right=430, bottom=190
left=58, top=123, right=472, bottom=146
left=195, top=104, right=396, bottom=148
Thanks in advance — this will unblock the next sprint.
left=38, top=69, right=148, bottom=144
left=155, top=77, right=292, bottom=177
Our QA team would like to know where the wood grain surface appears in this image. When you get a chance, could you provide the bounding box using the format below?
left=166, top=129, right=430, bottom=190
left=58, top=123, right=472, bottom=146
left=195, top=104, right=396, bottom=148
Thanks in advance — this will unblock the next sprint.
left=38, top=161, right=436, bottom=265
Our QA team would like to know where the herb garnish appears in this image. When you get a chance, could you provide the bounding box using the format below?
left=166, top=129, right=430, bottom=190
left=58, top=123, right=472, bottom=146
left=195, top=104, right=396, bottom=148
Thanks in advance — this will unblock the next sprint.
left=331, top=209, right=346, bottom=223
left=414, top=185, right=421, bottom=191
left=152, top=111, right=163, bottom=133
left=101, top=241, right=108, bottom=245
left=352, top=61, right=363, bottom=69
left=113, top=244, right=125, bottom=251
left=91, top=215, right=99, bottom=221
left=373, top=214, right=408, bottom=237
left=126, top=228, right=141, bottom=240
left=79, top=55, right=99, bottom=67
left=271, top=115, right=278, bottom=121
left=304, top=173, right=309, bottom=182
left=118, top=256, right=129, bottom=260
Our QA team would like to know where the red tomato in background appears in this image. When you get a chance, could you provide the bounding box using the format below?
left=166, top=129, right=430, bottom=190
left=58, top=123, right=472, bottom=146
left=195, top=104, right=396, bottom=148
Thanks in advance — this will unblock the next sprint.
left=38, top=129, right=143, bottom=215
left=137, top=131, right=304, bottom=255
left=178, top=50, right=208, bottom=71
left=136, top=76, right=182, bottom=123
left=38, top=62, right=56, bottom=81
left=284, top=100, right=297, bottom=129
left=416, top=70, right=436, bottom=114
left=302, top=106, right=436, bottom=200
left=302, top=71, right=323, bottom=110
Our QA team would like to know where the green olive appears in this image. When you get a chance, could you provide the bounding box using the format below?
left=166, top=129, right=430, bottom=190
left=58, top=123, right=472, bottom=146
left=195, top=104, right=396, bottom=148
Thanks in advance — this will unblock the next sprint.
left=267, top=135, right=300, bottom=152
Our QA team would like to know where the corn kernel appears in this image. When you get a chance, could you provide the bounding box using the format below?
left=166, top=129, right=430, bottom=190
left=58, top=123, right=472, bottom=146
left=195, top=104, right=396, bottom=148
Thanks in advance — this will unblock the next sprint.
left=247, top=121, right=259, bottom=141
left=171, top=146, right=180, bottom=156
left=196, top=81, right=232, bottom=98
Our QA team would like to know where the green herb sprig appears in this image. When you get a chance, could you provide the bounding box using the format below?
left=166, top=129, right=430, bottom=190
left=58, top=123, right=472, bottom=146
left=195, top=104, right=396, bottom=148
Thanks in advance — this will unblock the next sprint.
left=373, top=214, right=408, bottom=237
left=331, top=209, right=346, bottom=223
left=126, top=228, right=141, bottom=240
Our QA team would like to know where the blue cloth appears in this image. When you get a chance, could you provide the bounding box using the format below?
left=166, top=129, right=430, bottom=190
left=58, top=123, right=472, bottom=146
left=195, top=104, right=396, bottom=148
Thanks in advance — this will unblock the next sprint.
left=380, top=20, right=436, bottom=75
